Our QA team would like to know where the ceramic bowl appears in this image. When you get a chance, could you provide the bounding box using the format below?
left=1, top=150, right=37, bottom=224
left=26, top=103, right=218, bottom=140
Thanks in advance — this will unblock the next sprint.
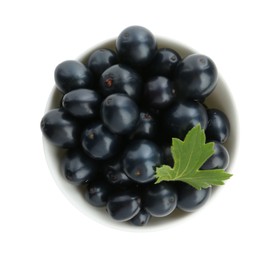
left=42, top=37, right=238, bottom=230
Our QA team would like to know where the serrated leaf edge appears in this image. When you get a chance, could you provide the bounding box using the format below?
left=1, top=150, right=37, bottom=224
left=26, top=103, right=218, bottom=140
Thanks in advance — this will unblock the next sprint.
left=154, top=124, right=233, bottom=189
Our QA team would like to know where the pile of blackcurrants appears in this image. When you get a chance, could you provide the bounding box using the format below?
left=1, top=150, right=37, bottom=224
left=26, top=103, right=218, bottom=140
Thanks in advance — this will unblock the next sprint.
left=41, top=26, right=230, bottom=226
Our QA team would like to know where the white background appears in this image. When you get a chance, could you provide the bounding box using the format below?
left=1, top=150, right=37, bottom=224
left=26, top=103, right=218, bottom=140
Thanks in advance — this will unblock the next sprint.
left=1, top=0, right=271, bottom=259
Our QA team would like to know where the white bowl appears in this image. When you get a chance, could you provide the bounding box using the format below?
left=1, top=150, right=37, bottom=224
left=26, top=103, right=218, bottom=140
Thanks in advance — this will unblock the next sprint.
left=42, top=37, right=238, bottom=231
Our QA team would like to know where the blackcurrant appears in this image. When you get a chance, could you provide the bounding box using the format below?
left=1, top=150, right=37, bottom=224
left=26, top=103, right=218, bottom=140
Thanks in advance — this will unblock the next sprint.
left=161, top=143, right=174, bottom=167
left=54, top=60, right=93, bottom=94
left=144, top=76, right=175, bottom=109
left=62, top=89, right=101, bottom=119
left=101, top=93, right=139, bottom=135
left=99, top=64, right=142, bottom=100
left=116, top=25, right=157, bottom=68
left=129, top=208, right=151, bottom=226
left=106, top=190, right=141, bottom=222
left=87, top=48, right=118, bottom=77
left=142, top=182, right=177, bottom=217
left=122, top=139, right=162, bottom=184
left=81, top=121, right=121, bottom=160
left=62, top=149, right=98, bottom=185
left=162, top=100, right=208, bottom=140
left=201, top=142, right=229, bottom=170
left=148, top=48, right=181, bottom=77
left=176, top=182, right=212, bottom=212
left=40, top=108, right=81, bottom=148
left=104, top=160, right=133, bottom=187
left=175, top=54, right=217, bottom=101
left=129, top=112, right=158, bottom=140
left=85, top=180, right=112, bottom=207
left=205, top=108, right=230, bottom=143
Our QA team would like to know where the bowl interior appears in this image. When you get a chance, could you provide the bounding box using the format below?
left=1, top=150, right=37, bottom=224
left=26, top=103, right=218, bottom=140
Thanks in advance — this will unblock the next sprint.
left=43, top=37, right=238, bottom=231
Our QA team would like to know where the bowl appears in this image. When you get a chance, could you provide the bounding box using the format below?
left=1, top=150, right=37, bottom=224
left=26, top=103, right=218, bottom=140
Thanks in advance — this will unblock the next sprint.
left=42, top=37, right=238, bottom=231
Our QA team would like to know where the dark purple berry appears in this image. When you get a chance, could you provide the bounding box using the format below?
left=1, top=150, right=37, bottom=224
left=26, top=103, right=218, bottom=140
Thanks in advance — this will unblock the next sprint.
left=116, top=25, right=157, bottom=68
left=175, top=54, right=217, bottom=101
left=40, top=108, right=81, bottom=148
left=54, top=60, right=93, bottom=94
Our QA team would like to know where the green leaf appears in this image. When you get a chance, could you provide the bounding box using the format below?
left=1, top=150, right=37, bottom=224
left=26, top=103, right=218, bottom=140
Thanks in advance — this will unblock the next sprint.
left=155, top=124, right=232, bottom=190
